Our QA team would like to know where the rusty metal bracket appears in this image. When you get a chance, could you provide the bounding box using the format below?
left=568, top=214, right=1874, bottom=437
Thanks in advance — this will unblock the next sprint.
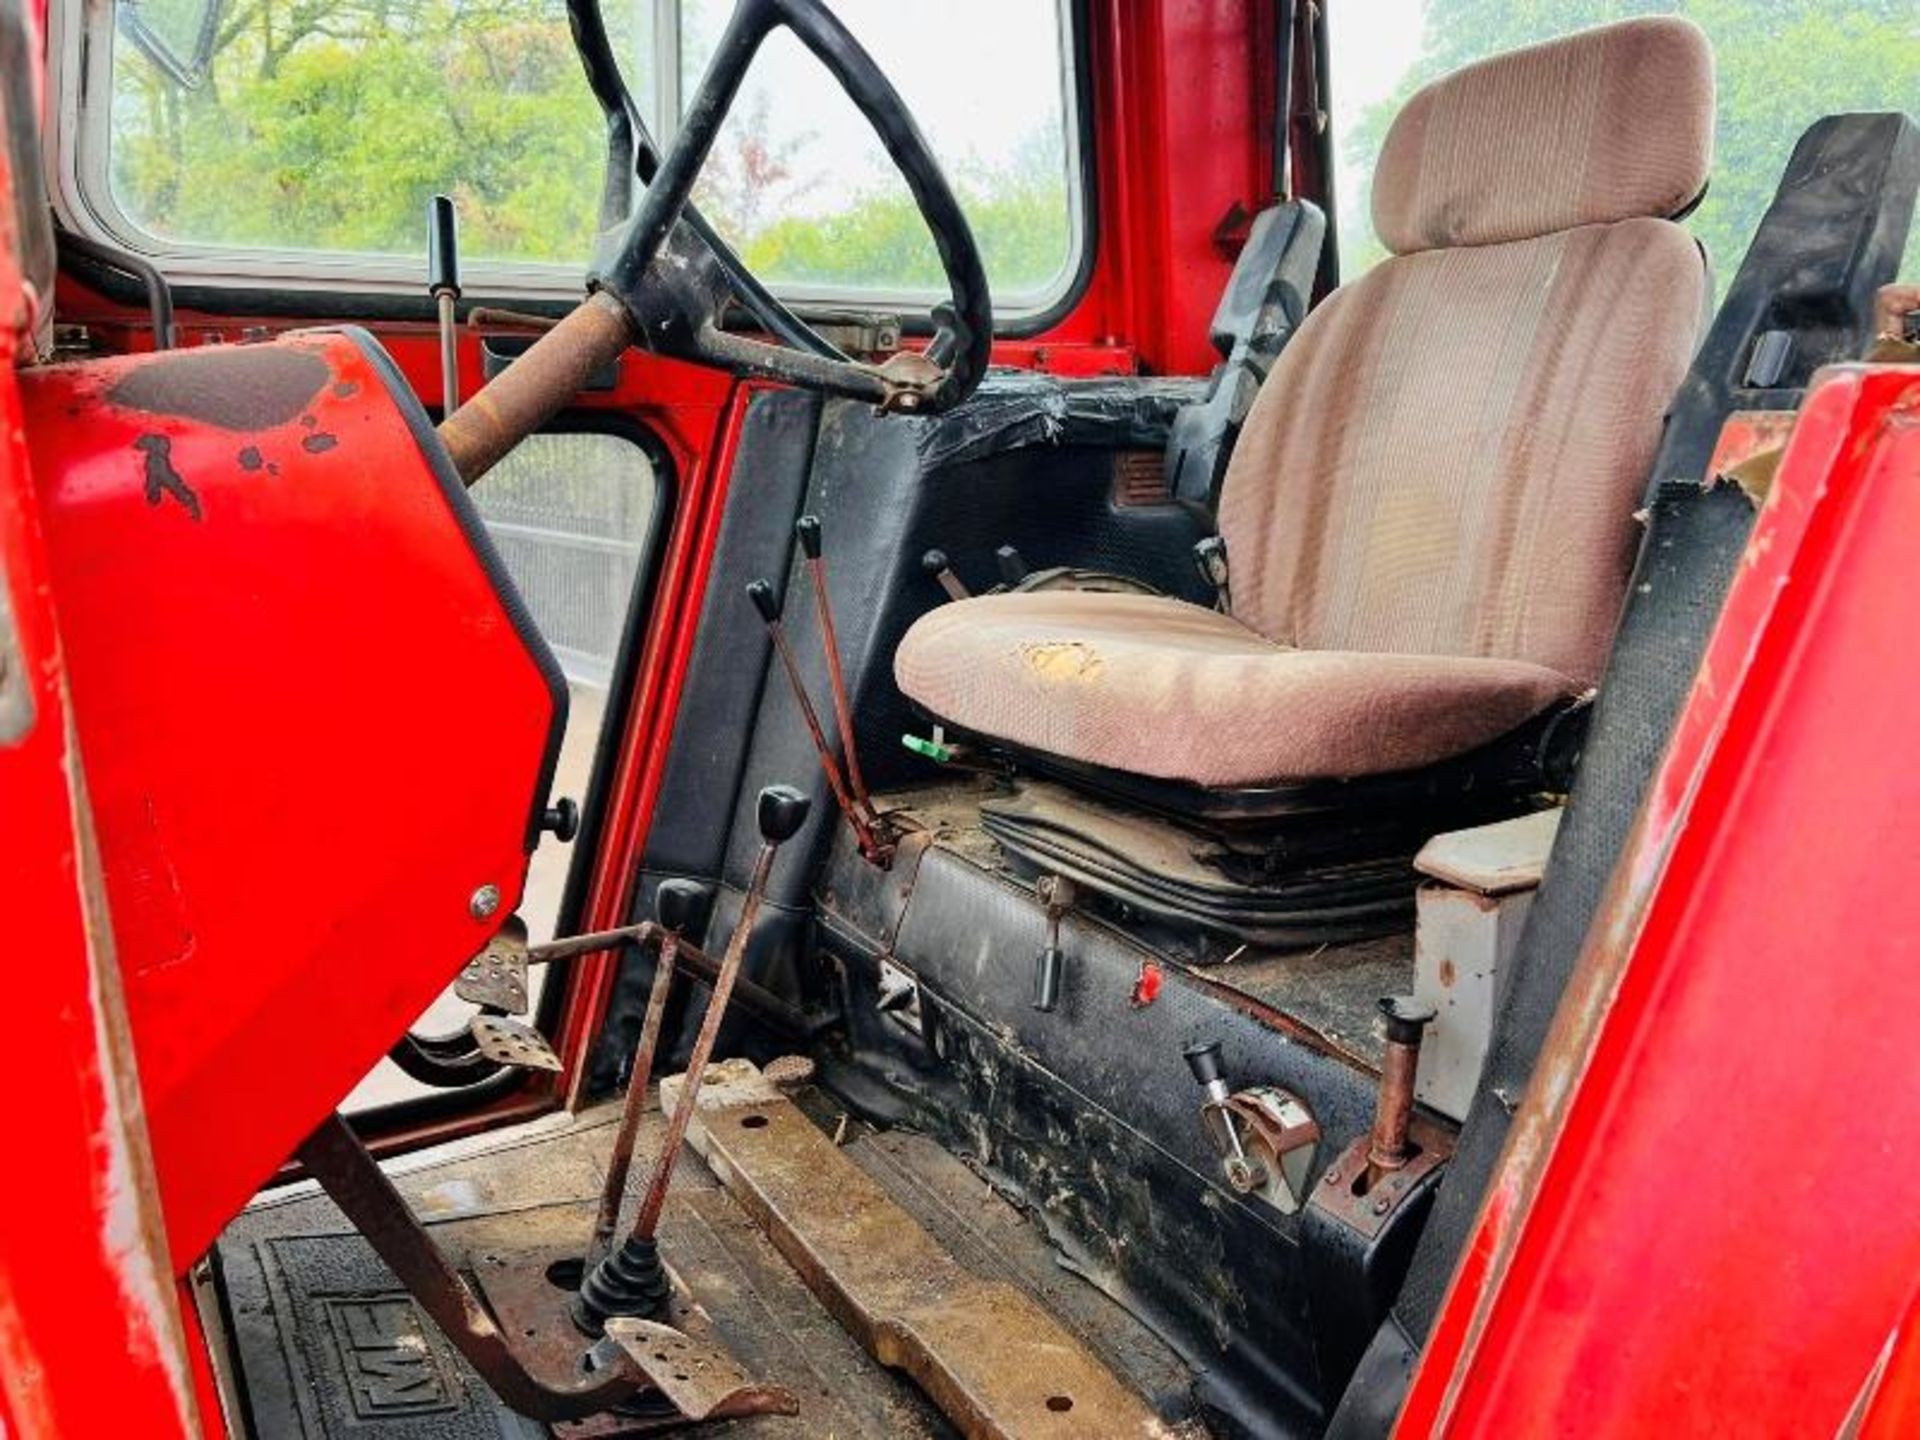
left=295, top=1114, right=798, bottom=1426
left=604, top=1319, right=797, bottom=1422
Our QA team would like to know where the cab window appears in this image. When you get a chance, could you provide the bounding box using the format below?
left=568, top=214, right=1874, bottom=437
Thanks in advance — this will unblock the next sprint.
left=86, top=0, right=1083, bottom=312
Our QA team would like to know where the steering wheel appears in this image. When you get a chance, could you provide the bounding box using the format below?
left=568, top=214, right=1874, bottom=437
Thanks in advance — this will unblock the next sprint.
left=439, top=0, right=994, bottom=485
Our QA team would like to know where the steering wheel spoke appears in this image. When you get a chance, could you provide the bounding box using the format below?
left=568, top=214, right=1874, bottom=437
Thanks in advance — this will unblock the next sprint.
left=441, top=0, right=991, bottom=486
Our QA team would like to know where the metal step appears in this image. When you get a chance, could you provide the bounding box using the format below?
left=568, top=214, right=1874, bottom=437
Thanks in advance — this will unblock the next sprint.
left=666, top=1060, right=1180, bottom=1439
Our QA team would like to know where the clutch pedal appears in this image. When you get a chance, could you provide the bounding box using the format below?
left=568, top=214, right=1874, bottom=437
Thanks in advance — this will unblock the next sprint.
left=455, top=915, right=531, bottom=1012
left=470, top=1014, right=562, bottom=1071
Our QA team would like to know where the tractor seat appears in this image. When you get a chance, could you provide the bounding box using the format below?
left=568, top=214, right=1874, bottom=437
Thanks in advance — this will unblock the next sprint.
left=895, top=16, right=1714, bottom=790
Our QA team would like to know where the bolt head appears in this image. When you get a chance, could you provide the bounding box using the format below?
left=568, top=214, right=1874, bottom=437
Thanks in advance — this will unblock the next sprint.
left=469, top=884, right=501, bottom=921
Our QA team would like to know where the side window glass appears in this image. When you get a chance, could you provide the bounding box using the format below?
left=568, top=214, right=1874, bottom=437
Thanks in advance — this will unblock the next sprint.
left=345, top=429, right=657, bottom=1111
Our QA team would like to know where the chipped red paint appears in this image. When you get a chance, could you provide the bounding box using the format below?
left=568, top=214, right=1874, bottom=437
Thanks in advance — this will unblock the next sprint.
left=1402, top=368, right=1920, bottom=1435
left=18, top=333, right=565, bottom=1266
left=0, top=143, right=198, bottom=1437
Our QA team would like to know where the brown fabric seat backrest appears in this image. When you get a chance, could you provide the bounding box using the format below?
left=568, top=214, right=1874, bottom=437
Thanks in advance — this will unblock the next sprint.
left=1218, top=16, right=1713, bottom=689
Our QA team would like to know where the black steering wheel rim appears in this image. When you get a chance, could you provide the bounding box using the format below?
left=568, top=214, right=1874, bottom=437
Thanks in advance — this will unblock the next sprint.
left=578, top=0, right=994, bottom=415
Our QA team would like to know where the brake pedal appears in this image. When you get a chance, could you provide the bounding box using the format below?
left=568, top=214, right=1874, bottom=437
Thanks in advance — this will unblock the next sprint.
left=454, top=915, right=530, bottom=1013
left=601, top=1319, right=799, bottom=1422
left=469, top=1014, right=562, bottom=1071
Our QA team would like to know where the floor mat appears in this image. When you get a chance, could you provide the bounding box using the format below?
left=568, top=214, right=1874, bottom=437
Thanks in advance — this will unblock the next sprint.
left=212, top=1109, right=953, bottom=1439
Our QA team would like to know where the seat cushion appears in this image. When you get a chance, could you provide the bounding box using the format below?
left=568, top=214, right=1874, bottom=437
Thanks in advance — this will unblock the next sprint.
left=894, top=591, right=1576, bottom=787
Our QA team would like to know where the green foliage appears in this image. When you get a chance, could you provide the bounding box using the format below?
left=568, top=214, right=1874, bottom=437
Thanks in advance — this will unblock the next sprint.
left=109, top=0, right=1074, bottom=294
left=1337, top=1, right=1920, bottom=289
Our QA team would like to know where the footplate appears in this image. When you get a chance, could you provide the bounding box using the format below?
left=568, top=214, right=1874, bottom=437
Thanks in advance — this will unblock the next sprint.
left=604, top=1318, right=798, bottom=1423
left=456, top=916, right=531, bottom=1012
left=470, top=1014, right=562, bottom=1071
left=668, top=1061, right=1177, bottom=1438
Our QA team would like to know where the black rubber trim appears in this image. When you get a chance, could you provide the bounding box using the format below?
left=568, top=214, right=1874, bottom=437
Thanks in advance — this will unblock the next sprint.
left=336, top=326, right=570, bottom=853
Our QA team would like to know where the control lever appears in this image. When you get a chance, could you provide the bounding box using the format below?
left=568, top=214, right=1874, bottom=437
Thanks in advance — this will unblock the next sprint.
left=1185, top=1040, right=1321, bottom=1212
left=1032, top=874, right=1075, bottom=1012
left=996, top=544, right=1030, bottom=588
left=1366, top=997, right=1436, bottom=1187
left=1185, top=1041, right=1263, bottom=1190
left=585, top=880, right=714, bottom=1269
left=921, top=549, right=971, bottom=601
left=794, top=516, right=881, bottom=837
left=427, top=194, right=462, bottom=414
left=575, top=786, right=812, bottom=1334
left=747, top=579, right=884, bottom=862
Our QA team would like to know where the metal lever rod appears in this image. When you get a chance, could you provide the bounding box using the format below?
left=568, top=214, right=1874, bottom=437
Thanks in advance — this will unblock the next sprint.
left=427, top=194, right=462, bottom=414
left=746, top=579, right=880, bottom=858
left=631, top=790, right=806, bottom=1239
left=794, top=516, right=879, bottom=832
left=297, top=1113, right=646, bottom=1421
left=575, top=787, right=811, bottom=1335
left=588, top=882, right=712, bottom=1266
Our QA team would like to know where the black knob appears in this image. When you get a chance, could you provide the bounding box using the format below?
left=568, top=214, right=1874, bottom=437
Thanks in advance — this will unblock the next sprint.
left=1183, top=1040, right=1226, bottom=1089
left=756, top=784, right=812, bottom=844
left=1378, top=995, right=1438, bottom=1046
left=427, top=194, right=460, bottom=297
left=1032, top=946, right=1064, bottom=1013
left=746, top=578, right=782, bottom=625
left=540, top=797, right=579, bottom=842
left=654, top=879, right=713, bottom=938
left=795, top=515, right=823, bottom=559
left=996, top=545, right=1028, bottom=587
left=921, top=549, right=950, bottom=576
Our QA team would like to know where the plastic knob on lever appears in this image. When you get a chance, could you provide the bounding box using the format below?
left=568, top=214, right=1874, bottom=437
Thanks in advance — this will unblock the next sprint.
left=427, top=194, right=461, bottom=298
left=654, top=879, right=713, bottom=939
left=921, top=549, right=951, bottom=577
left=795, top=515, right=823, bottom=559
left=746, top=578, right=782, bottom=625
left=1183, top=1040, right=1226, bottom=1090
left=756, top=784, right=812, bottom=845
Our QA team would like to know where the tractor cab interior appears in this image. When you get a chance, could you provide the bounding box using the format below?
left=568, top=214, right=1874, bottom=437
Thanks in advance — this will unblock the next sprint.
left=9, top=0, right=1920, bottom=1435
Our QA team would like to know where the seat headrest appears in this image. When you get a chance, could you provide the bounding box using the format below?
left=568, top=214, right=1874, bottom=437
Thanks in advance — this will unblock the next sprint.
left=1373, top=16, right=1714, bottom=255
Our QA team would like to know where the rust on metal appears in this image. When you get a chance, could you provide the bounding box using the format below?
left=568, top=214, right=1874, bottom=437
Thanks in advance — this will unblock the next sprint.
left=1309, top=1125, right=1451, bottom=1242
left=455, top=915, right=531, bottom=1012
left=673, top=1061, right=1177, bottom=1438
left=1703, top=410, right=1799, bottom=506
left=605, top=1318, right=800, bottom=1423
left=470, top=1015, right=564, bottom=1072
left=439, top=291, right=636, bottom=486
left=589, top=927, right=684, bottom=1262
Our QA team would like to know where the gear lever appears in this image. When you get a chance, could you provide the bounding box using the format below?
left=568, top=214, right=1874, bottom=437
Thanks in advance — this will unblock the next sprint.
left=794, top=515, right=878, bottom=835
left=574, top=786, right=812, bottom=1334
left=746, top=579, right=883, bottom=862
left=426, top=194, right=462, bottom=414
left=585, top=879, right=713, bottom=1269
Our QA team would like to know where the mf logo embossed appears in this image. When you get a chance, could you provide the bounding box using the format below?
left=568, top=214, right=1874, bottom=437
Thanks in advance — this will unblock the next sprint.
left=323, top=1295, right=458, bottom=1417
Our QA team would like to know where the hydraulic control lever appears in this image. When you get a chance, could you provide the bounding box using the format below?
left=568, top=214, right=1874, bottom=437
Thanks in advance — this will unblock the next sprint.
left=427, top=194, right=462, bottom=414
left=1185, top=1039, right=1321, bottom=1213
left=586, top=879, right=714, bottom=1268
left=747, top=578, right=886, bottom=863
left=575, top=786, right=812, bottom=1334
left=794, top=515, right=880, bottom=835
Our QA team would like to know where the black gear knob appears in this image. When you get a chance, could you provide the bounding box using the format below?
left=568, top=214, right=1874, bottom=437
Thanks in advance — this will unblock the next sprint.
left=746, top=578, right=782, bottom=625
left=756, top=784, right=812, bottom=845
left=795, top=515, right=823, bottom=559
left=921, top=548, right=950, bottom=576
left=1183, top=1040, right=1226, bottom=1089
left=654, top=879, right=713, bottom=938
